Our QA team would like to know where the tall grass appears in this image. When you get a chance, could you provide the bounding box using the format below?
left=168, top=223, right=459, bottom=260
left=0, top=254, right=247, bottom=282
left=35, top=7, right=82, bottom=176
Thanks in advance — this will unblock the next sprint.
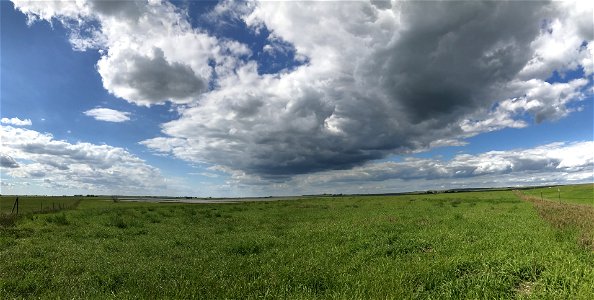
left=0, top=213, right=19, bottom=227
left=1, top=190, right=593, bottom=298
left=518, top=190, right=594, bottom=251
left=0, top=196, right=84, bottom=214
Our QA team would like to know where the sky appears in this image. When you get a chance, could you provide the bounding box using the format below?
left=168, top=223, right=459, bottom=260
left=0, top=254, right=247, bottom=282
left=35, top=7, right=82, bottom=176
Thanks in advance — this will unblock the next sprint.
left=1, top=0, right=593, bottom=197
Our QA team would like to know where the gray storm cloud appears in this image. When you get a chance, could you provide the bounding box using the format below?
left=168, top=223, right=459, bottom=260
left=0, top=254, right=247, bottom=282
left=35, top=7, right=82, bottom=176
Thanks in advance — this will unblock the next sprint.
left=12, top=0, right=593, bottom=181
left=143, top=1, right=591, bottom=178
left=375, top=1, right=540, bottom=123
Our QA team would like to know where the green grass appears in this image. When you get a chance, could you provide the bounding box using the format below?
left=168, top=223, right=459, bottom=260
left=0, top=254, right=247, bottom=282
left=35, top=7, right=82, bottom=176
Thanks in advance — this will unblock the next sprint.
left=1, top=189, right=594, bottom=298
left=0, top=196, right=88, bottom=214
left=523, top=183, right=593, bottom=206
left=517, top=187, right=594, bottom=252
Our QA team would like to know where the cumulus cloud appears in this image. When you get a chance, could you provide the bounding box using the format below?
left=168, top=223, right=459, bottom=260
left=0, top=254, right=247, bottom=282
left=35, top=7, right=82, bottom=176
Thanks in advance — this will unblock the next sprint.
left=1, top=117, right=32, bottom=126
left=83, top=107, right=131, bottom=122
left=12, top=0, right=246, bottom=106
left=0, top=154, right=20, bottom=168
left=460, top=78, right=590, bottom=134
left=97, top=48, right=206, bottom=106
left=519, top=1, right=594, bottom=79
left=0, top=125, right=166, bottom=194
left=141, top=1, right=592, bottom=179
left=12, top=0, right=593, bottom=181
left=220, top=141, right=594, bottom=195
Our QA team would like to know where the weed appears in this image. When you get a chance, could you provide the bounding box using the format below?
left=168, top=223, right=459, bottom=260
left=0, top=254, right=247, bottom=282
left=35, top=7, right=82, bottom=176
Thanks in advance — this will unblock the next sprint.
left=46, top=213, right=69, bottom=225
left=0, top=213, right=19, bottom=227
left=109, top=215, right=128, bottom=229
left=145, top=212, right=161, bottom=223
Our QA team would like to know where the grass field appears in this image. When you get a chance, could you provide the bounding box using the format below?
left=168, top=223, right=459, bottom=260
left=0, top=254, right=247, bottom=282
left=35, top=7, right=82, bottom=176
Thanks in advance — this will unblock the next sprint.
left=1, top=187, right=594, bottom=298
left=523, top=183, right=593, bottom=206
left=0, top=196, right=85, bottom=214
left=517, top=185, right=594, bottom=255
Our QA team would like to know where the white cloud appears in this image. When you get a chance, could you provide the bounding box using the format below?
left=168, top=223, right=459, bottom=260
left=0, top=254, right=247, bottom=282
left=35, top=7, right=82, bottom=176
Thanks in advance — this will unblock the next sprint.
left=11, top=0, right=88, bottom=24
left=96, top=47, right=207, bottom=106
left=0, top=125, right=166, bottom=194
left=304, top=141, right=593, bottom=183
left=1, top=117, right=32, bottom=126
left=141, top=1, right=593, bottom=179
left=219, top=141, right=594, bottom=195
left=0, top=154, right=20, bottom=168
left=519, top=1, right=594, bottom=79
left=12, top=0, right=246, bottom=106
left=12, top=0, right=594, bottom=183
left=83, top=107, right=131, bottom=122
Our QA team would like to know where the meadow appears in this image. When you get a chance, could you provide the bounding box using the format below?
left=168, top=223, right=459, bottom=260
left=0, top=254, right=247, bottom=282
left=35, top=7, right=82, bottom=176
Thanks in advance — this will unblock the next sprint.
left=1, top=185, right=593, bottom=299
left=0, top=196, right=85, bottom=215
left=523, top=183, right=594, bottom=206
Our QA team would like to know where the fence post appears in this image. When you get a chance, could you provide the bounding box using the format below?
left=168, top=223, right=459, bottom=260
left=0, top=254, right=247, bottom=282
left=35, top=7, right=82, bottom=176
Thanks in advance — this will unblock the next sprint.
left=11, top=197, right=19, bottom=214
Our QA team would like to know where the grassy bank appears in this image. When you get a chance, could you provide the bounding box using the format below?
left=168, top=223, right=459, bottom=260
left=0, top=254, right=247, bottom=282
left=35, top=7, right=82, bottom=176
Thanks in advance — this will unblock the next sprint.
left=1, top=190, right=594, bottom=298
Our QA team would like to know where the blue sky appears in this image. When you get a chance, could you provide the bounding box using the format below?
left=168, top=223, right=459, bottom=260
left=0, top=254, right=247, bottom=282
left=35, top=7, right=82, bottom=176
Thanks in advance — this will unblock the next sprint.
left=1, top=0, right=592, bottom=197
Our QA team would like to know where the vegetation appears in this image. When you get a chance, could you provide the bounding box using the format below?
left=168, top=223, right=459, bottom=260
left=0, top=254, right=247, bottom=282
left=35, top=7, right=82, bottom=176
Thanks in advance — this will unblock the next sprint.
left=523, top=183, right=593, bottom=206
left=0, top=196, right=84, bottom=227
left=517, top=185, right=594, bottom=250
left=1, top=186, right=593, bottom=298
left=0, top=196, right=85, bottom=214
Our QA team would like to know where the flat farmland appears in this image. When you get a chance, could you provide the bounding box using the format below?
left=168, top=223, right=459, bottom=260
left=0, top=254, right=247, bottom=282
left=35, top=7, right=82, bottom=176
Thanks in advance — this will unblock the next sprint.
left=523, top=183, right=594, bottom=206
left=1, top=187, right=593, bottom=299
left=0, top=196, right=85, bottom=214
